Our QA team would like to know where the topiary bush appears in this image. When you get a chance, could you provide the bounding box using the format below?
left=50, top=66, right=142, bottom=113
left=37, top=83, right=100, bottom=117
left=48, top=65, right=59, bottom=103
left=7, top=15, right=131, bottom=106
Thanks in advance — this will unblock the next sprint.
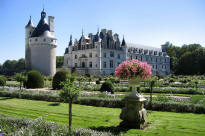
left=26, top=70, right=44, bottom=88
left=0, top=75, right=6, bottom=87
left=100, top=80, right=114, bottom=94
left=52, top=70, right=69, bottom=90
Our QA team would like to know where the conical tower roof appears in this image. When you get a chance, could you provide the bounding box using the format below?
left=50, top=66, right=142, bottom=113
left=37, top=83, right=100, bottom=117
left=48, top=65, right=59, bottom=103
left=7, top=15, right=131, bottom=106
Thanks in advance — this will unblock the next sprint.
left=31, top=9, right=50, bottom=37
left=25, top=16, right=35, bottom=28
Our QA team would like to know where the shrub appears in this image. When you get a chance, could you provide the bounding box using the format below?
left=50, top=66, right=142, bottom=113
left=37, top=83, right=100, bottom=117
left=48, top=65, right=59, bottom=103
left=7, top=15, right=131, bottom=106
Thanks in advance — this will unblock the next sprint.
left=100, top=80, right=114, bottom=94
left=52, top=70, right=69, bottom=90
left=96, top=80, right=100, bottom=84
left=26, top=70, right=44, bottom=88
left=0, top=115, right=113, bottom=136
left=0, top=75, right=6, bottom=87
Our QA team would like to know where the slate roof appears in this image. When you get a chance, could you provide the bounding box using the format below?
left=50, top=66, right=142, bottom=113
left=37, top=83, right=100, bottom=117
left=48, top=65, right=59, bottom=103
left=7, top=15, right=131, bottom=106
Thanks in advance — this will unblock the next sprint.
left=127, top=43, right=162, bottom=51
left=31, top=10, right=50, bottom=37
left=25, top=17, right=35, bottom=28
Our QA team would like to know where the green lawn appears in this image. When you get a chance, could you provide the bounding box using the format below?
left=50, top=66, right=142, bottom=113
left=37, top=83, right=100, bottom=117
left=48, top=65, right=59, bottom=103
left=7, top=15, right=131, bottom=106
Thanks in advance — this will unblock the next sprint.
left=0, top=97, right=205, bottom=136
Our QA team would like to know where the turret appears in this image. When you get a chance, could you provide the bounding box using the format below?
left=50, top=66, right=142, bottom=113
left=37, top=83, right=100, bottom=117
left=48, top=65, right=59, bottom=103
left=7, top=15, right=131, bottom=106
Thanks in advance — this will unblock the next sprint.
left=121, top=36, right=126, bottom=47
left=25, top=16, right=35, bottom=70
left=69, top=35, right=72, bottom=46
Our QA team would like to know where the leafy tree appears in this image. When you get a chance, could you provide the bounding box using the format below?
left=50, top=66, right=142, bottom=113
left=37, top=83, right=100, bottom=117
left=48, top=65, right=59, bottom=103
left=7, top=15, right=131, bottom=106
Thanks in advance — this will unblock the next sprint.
left=76, top=75, right=84, bottom=87
left=2, top=59, right=25, bottom=70
left=0, top=64, right=2, bottom=69
left=15, top=72, right=26, bottom=90
left=52, top=70, right=69, bottom=90
left=3, top=60, right=17, bottom=69
left=16, top=58, right=25, bottom=69
left=59, top=75, right=81, bottom=135
left=56, top=56, right=64, bottom=68
left=162, top=42, right=204, bottom=75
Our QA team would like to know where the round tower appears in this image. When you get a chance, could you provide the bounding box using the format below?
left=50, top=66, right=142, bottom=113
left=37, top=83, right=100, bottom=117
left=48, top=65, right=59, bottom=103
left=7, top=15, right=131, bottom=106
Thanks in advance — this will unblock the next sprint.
left=25, top=16, right=35, bottom=70
left=28, top=9, right=57, bottom=76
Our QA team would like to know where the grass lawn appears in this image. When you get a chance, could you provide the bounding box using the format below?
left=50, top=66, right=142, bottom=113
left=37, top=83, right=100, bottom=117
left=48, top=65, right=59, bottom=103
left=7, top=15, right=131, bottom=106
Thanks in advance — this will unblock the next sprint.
left=0, top=97, right=205, bottom=136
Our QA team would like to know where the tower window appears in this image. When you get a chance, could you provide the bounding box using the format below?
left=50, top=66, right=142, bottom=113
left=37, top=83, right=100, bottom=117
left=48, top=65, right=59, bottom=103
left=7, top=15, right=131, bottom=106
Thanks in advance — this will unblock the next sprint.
left=75, top=55, right=78, bottom=59
left=35, top=38, right=38, bottom=41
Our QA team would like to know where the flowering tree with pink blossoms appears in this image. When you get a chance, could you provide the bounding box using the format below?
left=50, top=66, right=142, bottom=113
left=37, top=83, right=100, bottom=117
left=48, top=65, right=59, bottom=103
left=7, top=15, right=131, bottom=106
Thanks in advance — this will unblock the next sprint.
left=115, top=59, right=152, bottom=80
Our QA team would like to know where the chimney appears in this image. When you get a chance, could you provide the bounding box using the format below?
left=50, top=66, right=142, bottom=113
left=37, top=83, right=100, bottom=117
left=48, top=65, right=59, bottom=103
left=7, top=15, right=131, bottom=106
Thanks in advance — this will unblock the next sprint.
left=48, top=16, right=55, bottom=36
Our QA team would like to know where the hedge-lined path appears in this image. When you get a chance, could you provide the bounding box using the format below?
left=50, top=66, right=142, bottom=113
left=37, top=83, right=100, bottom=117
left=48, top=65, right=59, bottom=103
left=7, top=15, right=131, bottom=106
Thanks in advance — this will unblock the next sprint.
left=0, top=97, right=205, bottom=136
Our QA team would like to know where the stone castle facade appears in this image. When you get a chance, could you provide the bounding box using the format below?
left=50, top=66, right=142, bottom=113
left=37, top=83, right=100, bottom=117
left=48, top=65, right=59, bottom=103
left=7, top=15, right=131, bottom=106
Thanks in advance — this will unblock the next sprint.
left=25, top=9, right=57, bottom=76
left=63, top=29, right=170, bottom=76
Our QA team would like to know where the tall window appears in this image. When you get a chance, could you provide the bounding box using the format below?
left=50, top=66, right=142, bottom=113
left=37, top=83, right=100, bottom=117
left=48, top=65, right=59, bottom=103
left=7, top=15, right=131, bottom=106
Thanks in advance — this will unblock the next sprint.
left=103, top=62, right=106, bottom=68
left=89, top=53, right=92, bottom=58
left=104, top=53, right=106, bottom=58
left=89, top=62, right=92, bottom=68
left=118, top=54, right=120, bottom=59
left=75, top=55, right=77, bottom=59
left=75, top=63, right=77, bottom=67
left=110, top=60, right=113, bottom=68
left=110, top=51, right=114, bottom=57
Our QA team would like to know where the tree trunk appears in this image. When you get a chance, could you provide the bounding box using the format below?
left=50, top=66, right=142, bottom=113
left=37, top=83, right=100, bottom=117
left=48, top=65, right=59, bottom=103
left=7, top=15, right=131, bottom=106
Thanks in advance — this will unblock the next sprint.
left=68, top=99, right=72, bottom=135
left=150, top=86, right=152, bottom=110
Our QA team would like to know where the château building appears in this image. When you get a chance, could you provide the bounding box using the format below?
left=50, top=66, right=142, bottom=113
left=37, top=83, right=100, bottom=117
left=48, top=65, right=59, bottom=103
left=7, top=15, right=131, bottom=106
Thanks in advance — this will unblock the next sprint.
left=63, top=29, right=170, bottom=76
left=25, top=9, right=57, bottom=76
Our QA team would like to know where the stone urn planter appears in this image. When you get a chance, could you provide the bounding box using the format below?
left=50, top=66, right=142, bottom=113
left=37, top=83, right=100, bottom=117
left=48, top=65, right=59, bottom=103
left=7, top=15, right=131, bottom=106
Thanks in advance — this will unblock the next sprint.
left=119, top=78, right=147, bottom=129
left=115, top=59, right=152, bottom=129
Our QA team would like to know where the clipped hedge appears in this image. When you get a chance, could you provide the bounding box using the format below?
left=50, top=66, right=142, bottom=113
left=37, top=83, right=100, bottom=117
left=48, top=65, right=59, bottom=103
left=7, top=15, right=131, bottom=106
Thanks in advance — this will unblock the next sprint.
left=100, top=80, right=114, bottom=94
left=26, top=70, right=44, bottom=88
left=0, top=88, right=205, bottom=114
left=52, top=70, right=69, bottom=90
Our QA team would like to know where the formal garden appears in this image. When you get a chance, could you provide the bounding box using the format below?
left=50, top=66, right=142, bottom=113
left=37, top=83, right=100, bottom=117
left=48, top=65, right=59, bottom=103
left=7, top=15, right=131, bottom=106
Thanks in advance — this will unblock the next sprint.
left=0, top=59, right=205, bottom=136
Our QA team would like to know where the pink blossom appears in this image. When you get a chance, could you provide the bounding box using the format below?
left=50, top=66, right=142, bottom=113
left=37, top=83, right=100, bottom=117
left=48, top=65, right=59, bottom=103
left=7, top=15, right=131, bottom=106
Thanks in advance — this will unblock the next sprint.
left=115, top=59, right=152, bottom=80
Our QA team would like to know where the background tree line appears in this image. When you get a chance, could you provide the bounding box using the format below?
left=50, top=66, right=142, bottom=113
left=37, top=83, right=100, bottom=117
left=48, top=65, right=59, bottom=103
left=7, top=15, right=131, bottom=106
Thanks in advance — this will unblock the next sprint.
left=0, top=56, right=64, bottom=70
left=163, top=42, right=205, bottom=75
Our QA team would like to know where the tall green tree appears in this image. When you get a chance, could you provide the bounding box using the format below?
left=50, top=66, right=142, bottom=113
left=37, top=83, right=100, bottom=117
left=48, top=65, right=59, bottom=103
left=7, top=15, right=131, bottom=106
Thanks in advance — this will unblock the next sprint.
left=2, top=59, right=25, bottom=70
left=59, top=75, right=81, bottom=135
left=56, top=56, right=64, bottom=68
left=16, top=58, right=25, bottom=69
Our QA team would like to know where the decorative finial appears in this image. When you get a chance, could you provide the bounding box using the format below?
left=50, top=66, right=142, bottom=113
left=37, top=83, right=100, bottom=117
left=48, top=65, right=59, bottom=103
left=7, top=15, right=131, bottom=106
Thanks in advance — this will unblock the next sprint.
left=97, top=25, right=99, bottom=33
left=82, top=28, right=84, bottom=36
left=70, top=34, right=72, bottom=40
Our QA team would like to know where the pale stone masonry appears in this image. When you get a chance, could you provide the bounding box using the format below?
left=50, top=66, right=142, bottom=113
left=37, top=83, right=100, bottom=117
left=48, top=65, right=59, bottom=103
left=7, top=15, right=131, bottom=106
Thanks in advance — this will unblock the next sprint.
left=63, top=29, right=170, bottom=76
left=25, top=9, right=57, bottom=76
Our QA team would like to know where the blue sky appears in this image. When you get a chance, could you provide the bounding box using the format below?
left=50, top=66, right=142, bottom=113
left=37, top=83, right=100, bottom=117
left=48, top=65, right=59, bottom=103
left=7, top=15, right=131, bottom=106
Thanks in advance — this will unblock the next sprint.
left=0, top=0, right=205, bottom=64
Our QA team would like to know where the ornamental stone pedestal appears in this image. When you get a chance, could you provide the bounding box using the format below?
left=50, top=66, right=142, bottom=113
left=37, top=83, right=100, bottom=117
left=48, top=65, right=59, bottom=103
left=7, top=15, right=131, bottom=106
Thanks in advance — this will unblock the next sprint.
left=120, top=79, right=147, bottom=129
